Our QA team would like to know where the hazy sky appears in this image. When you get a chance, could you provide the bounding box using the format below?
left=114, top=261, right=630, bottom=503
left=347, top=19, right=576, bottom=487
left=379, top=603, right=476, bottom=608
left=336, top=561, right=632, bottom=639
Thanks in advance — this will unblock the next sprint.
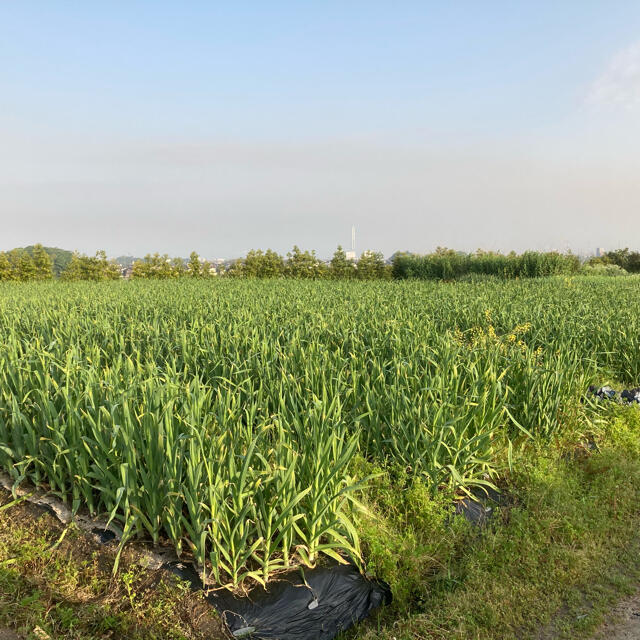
left=2, top=2, right=640, bottom=258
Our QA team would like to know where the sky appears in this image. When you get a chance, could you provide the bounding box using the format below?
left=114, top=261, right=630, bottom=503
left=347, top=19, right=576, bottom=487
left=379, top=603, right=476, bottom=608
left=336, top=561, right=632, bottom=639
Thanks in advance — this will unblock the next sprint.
left=2, top=2, right=640, bottom=259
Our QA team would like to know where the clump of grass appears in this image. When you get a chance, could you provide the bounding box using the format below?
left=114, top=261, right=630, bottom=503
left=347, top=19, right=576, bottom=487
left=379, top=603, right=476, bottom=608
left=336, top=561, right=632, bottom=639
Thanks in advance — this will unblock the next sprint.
left=349, top=406, right=640, bottom=640
left=0, top=495, right=226, bottom=640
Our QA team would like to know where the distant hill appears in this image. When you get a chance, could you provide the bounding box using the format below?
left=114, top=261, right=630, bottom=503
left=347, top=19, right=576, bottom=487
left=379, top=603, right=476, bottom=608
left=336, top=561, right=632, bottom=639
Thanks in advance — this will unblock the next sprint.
left=8, top=249, right=143, bottom=276
left=19, top=246, right=73, bottom=277
left=114, top=256, right=142, bottom=268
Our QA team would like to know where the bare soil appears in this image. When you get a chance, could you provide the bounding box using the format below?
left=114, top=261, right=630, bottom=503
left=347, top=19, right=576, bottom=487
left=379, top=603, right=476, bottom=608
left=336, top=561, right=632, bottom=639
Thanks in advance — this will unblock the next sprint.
left=0, top=490, right=228, bottom=640
left=591, top=590, right=640, bottom=640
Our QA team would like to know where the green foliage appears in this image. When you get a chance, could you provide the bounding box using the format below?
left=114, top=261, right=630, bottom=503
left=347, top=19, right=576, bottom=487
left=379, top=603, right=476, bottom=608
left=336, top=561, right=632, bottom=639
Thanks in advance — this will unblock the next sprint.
left=171, top=257, right=185, bottom=277
left=131, top=253, right=176, bottom=279
left=224, top=258, right=244, bottom=277
left=284, top=245, right=326, bottom=278
left=20, top=246, right=73, bottom=277
left=6, top=249, right=22, bottom=277
left=352, top=458, right=458, bottom=608
left=227, top=245, right=390, bottom=280
left=62, top=251, right=121, bottom=281
left=355, top=251, right=389, bottom=280
left=242, top=249, right=263, bottom=277
left=17, top=251, right=37, bottom=281
left=31, top=244, right=54, bottom=280
left=330, top=245, right=355, bottom=279
left=200, top=259, right=217, bottom=277
left=243, top=249, right=285, bottom=278
left=228, top=247, right=325, bottom=279
left=392, top=249, right=580, bottom=280
left=580, top=263, right=629, bottom=276
left=187, top=251, right=201, bottom=277
left=0, top=252, right=14, bottom=281
left=0, top=501, right=226, bottom=639
left=262, top=249, right=286, bottom=277
left=132, top=253, right=217, bottom=279
left=1, top=246, right=109, bottom=280
left=356, top=410, right=640, bottom=639
left=587, top=247, right=640, bottom=273
left=2, top=277, right=640, bottom=590
left=114, top=255, right=141, bottom=268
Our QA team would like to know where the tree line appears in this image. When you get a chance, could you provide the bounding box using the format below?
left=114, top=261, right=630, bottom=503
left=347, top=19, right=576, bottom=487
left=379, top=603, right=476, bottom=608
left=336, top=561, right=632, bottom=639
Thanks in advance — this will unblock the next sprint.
left=0, top=247, right=122, bottom=282
left=131, top=246, right=390, bottom=279
left=2, top=245, right=637, bottom=283
left=586, top=248, right=640, bottom=273
left=0, top=245, right=56, bottom=281
left=0, top=245, right=389, bottom=281
left=224, top=246, right=389, bottom=279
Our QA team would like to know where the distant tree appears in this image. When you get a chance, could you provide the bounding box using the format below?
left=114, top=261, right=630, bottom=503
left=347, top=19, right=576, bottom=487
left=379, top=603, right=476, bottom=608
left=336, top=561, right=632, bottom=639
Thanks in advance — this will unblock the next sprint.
left=131, top=259, right=148, bottom=279
left=187, top=251, right=201, bottom=277
left=201, top=260, right=217, bottom=277
left=5, top=250, right=26, bottom=280
left=225, top=258, right=245, bottom=277
left=17, top=246, right=73, bottom=277
left=285, top=246, right=324, bottom=279
left=0, top=252, right=13, bottom=281
left=7, top=249, right=22, bottom=271
left=390, top=251, right=413, bottom=279
left=62, top=252, right=85, bottom=280
left=131, top=253, right=174, bottom=279
left=329, top=245, right=354, bottom=279
left=49, top=248, right=73, bottom=276
left=244, top=250, right=265, bottom=277
left=585, top=248, right=640, bottom=273
left=32, top=243, right=54, bottom=280
left=157, top=254, right=174, bottom=278
left=171, top=257, right=185, bottom=277
left=243, top=249, right=285, bottom=278
left=356, top=251, right=388, bottom=280
left=17, top=252, right=37, bottom=281
left=100, top=251, right=123, bottom=280
left=220, top=250, right=280, bottom=278
left=317, top=261, right=329, bottom=279
left=604, top=248, right=630, bottom=269
left=262, top=249, right=285, bottom=278
left=626, top=252, right=640, bottom=273
left=62, top=251, right=121, bottom=281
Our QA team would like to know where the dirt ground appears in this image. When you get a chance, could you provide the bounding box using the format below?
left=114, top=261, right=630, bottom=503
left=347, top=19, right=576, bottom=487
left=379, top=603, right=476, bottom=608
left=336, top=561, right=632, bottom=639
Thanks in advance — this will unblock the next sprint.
left=0, top=491, right=227, bottom=640
left=591, top=590, right=640, bottom=640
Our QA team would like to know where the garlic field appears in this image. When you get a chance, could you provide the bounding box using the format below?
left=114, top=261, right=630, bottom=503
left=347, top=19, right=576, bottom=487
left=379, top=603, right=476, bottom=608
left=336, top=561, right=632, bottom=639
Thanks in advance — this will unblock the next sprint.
left=1, top=277, right=639, bottom=588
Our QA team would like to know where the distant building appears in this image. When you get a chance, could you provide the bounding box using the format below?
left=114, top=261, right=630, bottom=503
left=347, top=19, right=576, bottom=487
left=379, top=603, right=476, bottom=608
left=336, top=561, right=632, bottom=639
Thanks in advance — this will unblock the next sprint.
left=345, top=251, right=356, bottom=261
left=596, top=247, right=606, bottom=258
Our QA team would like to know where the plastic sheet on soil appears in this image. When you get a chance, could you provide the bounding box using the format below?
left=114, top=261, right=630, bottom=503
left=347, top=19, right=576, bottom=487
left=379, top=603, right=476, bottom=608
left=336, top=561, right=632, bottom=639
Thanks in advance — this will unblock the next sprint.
left=588, top=385, right=640, bottom=404
left=208, top=563, right=391, bottom=640
left=455, top=486, right=511, bottom=527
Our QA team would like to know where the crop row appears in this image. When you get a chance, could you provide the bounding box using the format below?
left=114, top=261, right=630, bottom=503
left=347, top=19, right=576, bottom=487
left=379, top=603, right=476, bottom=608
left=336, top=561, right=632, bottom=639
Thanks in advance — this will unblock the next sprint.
left=0, top=278, right=639, bottom=586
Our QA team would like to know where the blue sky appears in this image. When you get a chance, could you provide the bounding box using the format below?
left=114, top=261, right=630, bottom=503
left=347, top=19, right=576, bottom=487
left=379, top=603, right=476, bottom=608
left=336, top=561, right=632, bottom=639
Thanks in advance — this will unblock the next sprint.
left=2, top=2, right=640, bottom=257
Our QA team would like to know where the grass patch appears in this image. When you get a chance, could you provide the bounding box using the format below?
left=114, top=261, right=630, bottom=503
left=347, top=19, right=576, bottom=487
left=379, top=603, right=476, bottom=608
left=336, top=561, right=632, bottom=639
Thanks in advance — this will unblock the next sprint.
left=1, top=407, right=640, bottom=640
left=349, top=406, right=640, bottom=639
left=0, top=501, right=225, bottom=640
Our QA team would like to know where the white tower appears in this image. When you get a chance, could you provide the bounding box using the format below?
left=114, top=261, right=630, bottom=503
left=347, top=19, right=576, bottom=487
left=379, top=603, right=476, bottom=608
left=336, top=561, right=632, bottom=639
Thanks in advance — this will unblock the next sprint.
left=346, top=226, right=356, bottom=261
